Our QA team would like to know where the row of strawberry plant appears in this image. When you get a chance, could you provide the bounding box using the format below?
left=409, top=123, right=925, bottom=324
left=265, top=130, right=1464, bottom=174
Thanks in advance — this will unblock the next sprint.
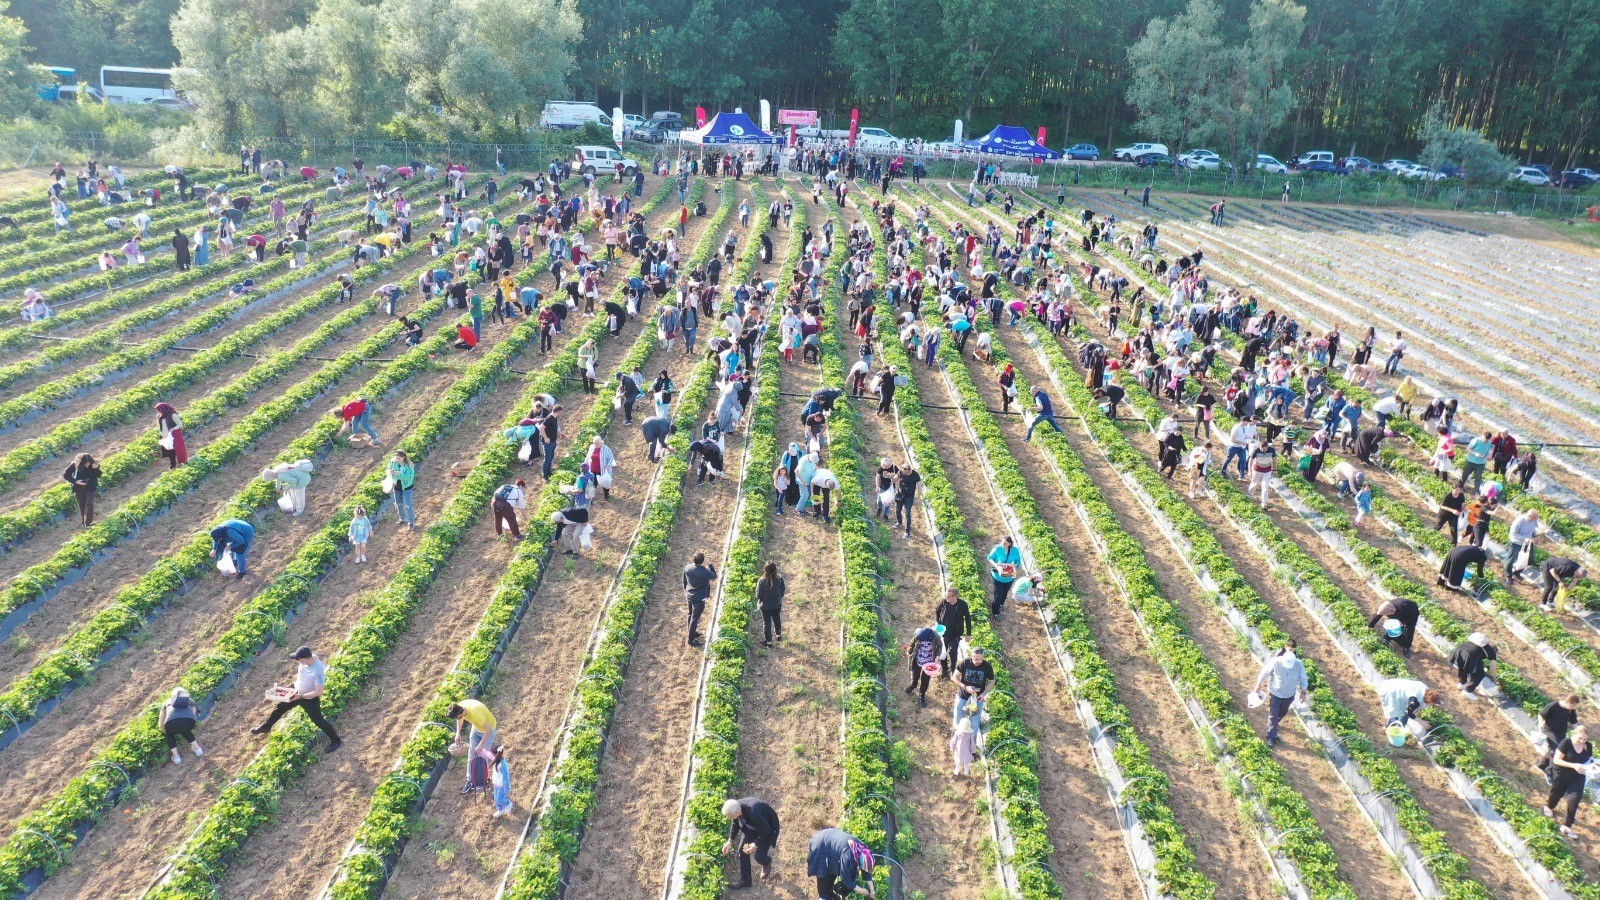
left=0, top=171, right=287, bottom=282
left=0, top=183, right=547, bottom=722
left=981, top=196, right=1590, bottom=894
left=661, top=181, right=801, bottom=898
left=897, top=193, right=1281, bottom=896
left=1014, top=185, right=1600, bottom=603
left=315, top=177, right=696, bottom=900
left=856, top=200, right=1077, bottom=899
left=0, top=178, right=498, bottom=550
left=494, top=178, right=734, bottom=900
left=0, top=175, right=337, bottom=307
left=0, top=291, right=446, bottom=642
left=143, top=184, right=682, bottom=894
left=0, top=167, right=231, bottom=222
left=0, top=174, right=443, bottom=392
left=0, top=173, right=454, bottom=342
left=1005, top=186, right=1600, bottom=699
left=0, top=176, right=502, bottom=496
left=934, top=184, right=1512, bottom=896
left=0, top=277, right=543, bottom=894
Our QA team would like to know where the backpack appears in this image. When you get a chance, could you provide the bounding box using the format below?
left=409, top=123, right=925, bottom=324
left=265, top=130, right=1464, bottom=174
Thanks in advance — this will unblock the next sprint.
left=493, top=484, right=517, bottom=502
left=465, top=749, right=492, bottom=796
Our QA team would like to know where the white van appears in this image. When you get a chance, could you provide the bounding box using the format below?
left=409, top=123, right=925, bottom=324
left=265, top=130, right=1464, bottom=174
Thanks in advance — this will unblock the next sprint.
left=573, top=146, right=641, bottom=177
left=541, top=101, right=611, bottom=130
left=1293, top=150, right=1334, bottom=168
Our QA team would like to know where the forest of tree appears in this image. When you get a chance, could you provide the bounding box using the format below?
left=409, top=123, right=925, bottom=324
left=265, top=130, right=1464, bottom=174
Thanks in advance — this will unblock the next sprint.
left=5, top=0, right=1598, bottom=165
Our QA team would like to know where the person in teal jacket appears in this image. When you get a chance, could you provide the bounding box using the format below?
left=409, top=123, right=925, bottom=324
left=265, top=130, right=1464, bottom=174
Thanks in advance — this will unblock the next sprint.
left=387, top=450, right=416, bottom=529
left=469, top=292, right=484, bottom=338
left=987, top=536, right=1022, bottom=617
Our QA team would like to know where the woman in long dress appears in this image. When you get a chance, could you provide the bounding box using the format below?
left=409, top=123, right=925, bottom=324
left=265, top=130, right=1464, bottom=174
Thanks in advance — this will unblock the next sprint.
left=172, top=230, right=191, bottom=271
left=194, top=224, right=211, bottom=267
left=155, top=402, right=189, bottom=467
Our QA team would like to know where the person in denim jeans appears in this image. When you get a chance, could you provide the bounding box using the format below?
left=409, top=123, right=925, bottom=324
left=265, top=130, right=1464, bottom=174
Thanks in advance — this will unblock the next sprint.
left=1225, top=419, right=1257, bottom=479
left=387, top=450, right=416, bottom=530
left=333, top=398, right=380, bottom=444
left=448, top=700, right=497, bottom=792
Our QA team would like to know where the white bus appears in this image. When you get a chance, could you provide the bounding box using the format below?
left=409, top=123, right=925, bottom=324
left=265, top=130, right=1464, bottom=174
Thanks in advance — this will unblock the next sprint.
left=100, top=66, right=177, bottom=104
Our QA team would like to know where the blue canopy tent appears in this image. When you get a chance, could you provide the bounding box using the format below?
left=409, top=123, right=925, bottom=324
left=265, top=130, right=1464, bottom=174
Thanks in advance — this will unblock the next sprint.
left=681, top=111, right=783, bottom=145
left=961, top=125, right=1059, bottom=159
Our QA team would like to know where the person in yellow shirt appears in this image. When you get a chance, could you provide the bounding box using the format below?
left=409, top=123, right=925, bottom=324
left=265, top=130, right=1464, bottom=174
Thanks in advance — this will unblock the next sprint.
left=1396, top=375, right=1419, bottom=418
left=372, top=231, right=400, bottom=253
left=449, top=699, right=497, bottom=793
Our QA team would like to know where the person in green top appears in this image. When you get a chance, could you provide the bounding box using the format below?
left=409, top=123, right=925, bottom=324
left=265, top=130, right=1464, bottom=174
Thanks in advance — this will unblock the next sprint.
left=987, top=536, right=1022, bottom=618
left=469, top=293, right=484, bottom=339
left=288, top=237, right=308, bottom=269
left=1460, top=431, right=1492, bottom=492
left=387, top=450, right=416, bottom=530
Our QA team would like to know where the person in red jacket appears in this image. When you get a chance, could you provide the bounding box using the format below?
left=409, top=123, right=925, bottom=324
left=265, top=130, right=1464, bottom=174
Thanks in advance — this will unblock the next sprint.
left=1490, top=430, right=1519, bottom=476
left=679, top=204, right=689, bottom=237
left=333, top=397, right=380, bottom=444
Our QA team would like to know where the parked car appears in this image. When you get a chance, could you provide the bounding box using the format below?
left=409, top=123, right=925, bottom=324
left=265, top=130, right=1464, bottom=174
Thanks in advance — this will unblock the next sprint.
left=1435, top=165, right=1465, bottom=179
left=1114, top=142, right=1169, bottom=161
left=1064, top=143, right=1100, bottom=160
left=1509, top=165, right=1552, bottom=186
left=1178, top=149, right=1230, bottom=170
left=1531, top=164, right=1553, bottom=178
left=1255, top=154, right=1289, bottom=174
left=573, top=145, right=641, bottom=176
left=144, top=96, right=195, bottom=111
left=1135, top=152, right=1175, bottom=168
left=621, top=114, right=646, bottom=136
left=1399, top=164, right=1446, bottom=181
left=651, top=110, right=686, bottom=130
left=1292, top=150, right=1335, bottom=169
left=1339, top=156, right=1379, bottom=174
left=1558, top=169, right=1599, bottom=188
left=1301, top=160, right=1348, bottom=175
left=1380, top=158, right=1417, bottom=174
left=633, top=121, right=673, bottom=143
left=854, top=127, right=903, bottom=151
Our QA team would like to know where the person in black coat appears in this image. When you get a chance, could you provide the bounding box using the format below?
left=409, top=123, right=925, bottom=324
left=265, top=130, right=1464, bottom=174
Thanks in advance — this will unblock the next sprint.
left=808, top=827, right=876, bottom=898
left=935, top=589, right=973, bottom=676
left=722, top=796, right=781, bottom=888
left=1438, top=543, right=1489, bottom=589
left=1368, top=598, right=1420, bottom=656
left=1352, top=424, right=1387, bottom=464
left=615, top=370, right=642, bottom=424
left=756, top=562, right=785, bottom=647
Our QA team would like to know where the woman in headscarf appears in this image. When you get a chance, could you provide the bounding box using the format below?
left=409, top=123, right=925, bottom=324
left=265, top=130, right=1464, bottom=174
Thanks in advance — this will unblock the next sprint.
left=172, top=229, right=191, bottom=271
left=63, top=453, right=101, bottom=526
left=194, top=223, right=211, bottom=266
left=155, top=402, right=188, bottom=467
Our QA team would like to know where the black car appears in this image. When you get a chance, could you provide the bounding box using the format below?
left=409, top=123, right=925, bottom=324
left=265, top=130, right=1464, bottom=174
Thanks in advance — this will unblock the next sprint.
left=634, top=122, right=674, bottom=143
left=1135, top=152, right=1175, bottom=168
left=1558, top=170, right=1599, bottom=189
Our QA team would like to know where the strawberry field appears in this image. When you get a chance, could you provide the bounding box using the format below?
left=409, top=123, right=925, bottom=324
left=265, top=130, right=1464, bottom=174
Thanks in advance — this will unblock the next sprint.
left=0, top=158, right=1597, bottom=900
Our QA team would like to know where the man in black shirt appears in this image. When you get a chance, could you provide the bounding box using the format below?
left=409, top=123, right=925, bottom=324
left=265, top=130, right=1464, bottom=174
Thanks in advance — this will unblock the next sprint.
left=683, top=552, right=717, bottom=647
left=1435, top=485, right=1466, bottom=545
left=1094, top=384, right=1126, bottom=420
left=935, top=589, right=972, bottom=676
left=951, top=645, right=994, bottom=731
left=721, top=796, right=780, bottom=888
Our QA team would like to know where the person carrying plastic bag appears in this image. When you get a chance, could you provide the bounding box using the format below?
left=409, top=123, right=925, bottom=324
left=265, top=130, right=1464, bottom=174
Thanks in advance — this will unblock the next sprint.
left=261, top=460, right=313, bottom=516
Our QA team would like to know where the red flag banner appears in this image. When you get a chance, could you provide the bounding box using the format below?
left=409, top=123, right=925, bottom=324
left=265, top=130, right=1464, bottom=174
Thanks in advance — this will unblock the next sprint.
left=1036, top=126, right=1047, bottom=147
left=695, top=106, right=707, bottom=128
left=848, top=108, right=860, bottom=149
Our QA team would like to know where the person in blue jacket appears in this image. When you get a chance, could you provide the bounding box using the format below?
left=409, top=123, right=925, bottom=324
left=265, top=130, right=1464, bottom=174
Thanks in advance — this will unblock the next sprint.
left=210, top=518, right=255, bottom=578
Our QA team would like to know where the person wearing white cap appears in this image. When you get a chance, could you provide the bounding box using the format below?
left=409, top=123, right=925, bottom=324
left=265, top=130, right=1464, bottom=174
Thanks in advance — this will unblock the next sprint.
left=1450, top=632, right=1499, bottom=698
left=1252, top=639, right=1307, bottom=748
left=721, top=796, right=781, bottom=889
left=251, top=646, right=341, bottom=751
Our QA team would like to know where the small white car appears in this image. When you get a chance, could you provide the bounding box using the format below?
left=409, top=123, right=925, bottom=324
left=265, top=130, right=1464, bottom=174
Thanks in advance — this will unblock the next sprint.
left=1255, top=154, right=1288, bottom=174
left=1508, top=166, right=1552, bottom=186
left=622, top=114, right=646, bottom=136
left=573, top=145, right=641, bottom=177
left=855, top=127, right=903, bottom=150
left=1381, top=158, right=1416, bottom=174
left=1113, top=142, right=1169, bottom=162
left=1179, top=149, right=1226, bottom=170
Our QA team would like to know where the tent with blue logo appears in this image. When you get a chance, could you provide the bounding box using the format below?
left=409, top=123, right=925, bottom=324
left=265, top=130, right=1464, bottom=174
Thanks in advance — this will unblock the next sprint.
left=681, top=110, right=783, bottom=145
left=961, top=124, right=1059, bottom=159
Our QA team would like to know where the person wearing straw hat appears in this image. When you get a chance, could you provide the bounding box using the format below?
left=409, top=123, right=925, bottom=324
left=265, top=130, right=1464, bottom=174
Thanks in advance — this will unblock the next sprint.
left=250, top=646, right=341, bottom=751
left=722, top=796, right=781, bottom=889
left=1253, top=639, right=1307, bottom=748
left=1449, top=633, right=1499, bottom=699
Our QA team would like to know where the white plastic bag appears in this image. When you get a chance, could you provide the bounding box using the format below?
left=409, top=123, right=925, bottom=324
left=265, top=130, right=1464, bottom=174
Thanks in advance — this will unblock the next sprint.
left=277, top=493, right=296, bottom=513
left=579, top=524, right=594, bottom=550
left=217, top=553, right=237, bottom=575
left=878, top=487, right=896, bottom=508
left=382, top=473, right=396, bottom=494
left=518, top=440, right=534, bottom=463
left=159, top=432, right=175, bottom=451
left=597, top=471, right=613, bottom=489
left=1516, top=542, right=1534, bottom=570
